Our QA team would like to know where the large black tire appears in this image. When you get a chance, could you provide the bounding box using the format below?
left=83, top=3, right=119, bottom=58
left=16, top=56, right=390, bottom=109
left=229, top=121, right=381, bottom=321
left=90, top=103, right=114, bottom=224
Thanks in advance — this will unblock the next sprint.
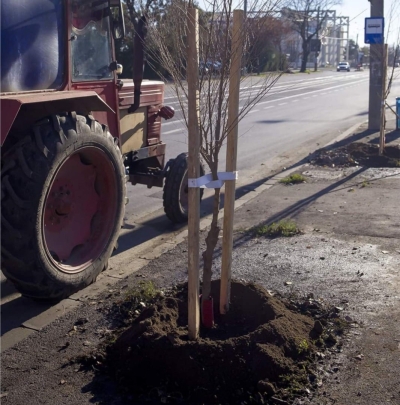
left=163, top=153, right=204, bottom=223
left=1, top=113, right=126, bottom=301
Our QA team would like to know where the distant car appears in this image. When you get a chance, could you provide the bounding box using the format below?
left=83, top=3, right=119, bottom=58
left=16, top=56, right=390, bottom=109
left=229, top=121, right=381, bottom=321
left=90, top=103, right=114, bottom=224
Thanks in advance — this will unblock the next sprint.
left=199, top=62, right=210, bottom=75
left=337, top=62, right=350, bottom=72
left=394, top=62, right=399, bottom=68
left=206, top=61, right=222, bottom=74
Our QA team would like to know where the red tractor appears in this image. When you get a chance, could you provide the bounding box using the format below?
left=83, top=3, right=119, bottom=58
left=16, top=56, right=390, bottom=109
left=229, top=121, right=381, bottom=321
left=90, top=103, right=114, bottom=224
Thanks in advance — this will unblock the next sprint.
left=1, top=0, right=192, bottom=300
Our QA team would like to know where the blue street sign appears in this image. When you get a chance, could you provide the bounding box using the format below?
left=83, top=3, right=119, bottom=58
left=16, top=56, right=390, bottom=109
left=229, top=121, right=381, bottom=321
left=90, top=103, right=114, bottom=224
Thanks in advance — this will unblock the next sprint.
left=364, top=17, right=384, bottom=44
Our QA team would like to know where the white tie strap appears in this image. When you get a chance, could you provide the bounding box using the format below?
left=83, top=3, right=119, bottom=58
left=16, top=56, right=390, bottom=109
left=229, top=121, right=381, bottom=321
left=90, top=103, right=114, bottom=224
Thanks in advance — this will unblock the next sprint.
left=188, top=171, right=238, bottom=189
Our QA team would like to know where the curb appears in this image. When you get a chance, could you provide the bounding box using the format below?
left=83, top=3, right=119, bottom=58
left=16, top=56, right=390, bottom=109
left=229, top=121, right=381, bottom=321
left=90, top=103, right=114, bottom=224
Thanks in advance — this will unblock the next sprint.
left=0, top=120, right=366, bottom=352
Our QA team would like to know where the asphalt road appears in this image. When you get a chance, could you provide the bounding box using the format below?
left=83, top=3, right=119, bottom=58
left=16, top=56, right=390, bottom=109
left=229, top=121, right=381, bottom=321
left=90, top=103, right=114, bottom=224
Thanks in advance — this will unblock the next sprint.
left=125, top=69, right=371, bottom=223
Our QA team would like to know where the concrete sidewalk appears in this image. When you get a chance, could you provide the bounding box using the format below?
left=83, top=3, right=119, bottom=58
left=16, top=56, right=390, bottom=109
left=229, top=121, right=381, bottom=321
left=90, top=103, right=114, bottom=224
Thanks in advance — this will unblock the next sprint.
left=1, top=119, right=400, bottom=405
left=223, top=119, right=400, bottom=404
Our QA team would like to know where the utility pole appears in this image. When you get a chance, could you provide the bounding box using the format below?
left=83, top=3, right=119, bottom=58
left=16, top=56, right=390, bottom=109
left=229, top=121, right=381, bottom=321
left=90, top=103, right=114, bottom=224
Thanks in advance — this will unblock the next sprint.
left=356, top=33, right=360, bottom=66
left=368, top=0, right=384, bottom=130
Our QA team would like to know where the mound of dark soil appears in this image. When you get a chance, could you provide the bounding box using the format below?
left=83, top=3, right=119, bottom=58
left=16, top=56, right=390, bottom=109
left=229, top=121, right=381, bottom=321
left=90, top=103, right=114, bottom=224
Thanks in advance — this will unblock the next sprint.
left=312, top=142, right=400, bottom=168
left=104, top=281, right=325, bottom=404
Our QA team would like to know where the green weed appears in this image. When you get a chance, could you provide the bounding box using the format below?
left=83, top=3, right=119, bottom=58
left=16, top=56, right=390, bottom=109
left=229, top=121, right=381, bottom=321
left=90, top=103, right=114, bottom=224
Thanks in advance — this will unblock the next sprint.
left=254, top=220, right=300, bottom=237
left=297, top=339, right=310, bottom=354
left=279, top=173, right=306, bottom=185
left=115, top=280, right=160, bottom=322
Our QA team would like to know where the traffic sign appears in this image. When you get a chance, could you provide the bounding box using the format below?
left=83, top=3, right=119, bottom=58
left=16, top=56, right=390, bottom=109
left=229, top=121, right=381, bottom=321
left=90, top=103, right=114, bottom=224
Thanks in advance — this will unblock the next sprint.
left=364, top=17, right=384, bottom=44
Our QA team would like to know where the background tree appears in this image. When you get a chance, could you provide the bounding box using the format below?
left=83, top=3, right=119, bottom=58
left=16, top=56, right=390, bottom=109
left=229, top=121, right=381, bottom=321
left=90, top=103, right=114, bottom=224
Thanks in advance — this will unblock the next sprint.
left=382, top=1, right=400, bottom=145
left=115, top=0, right=172, bottom=79
left=246, top=15, right=292, bottom=73
left=282, top=0, right=342, bottom=72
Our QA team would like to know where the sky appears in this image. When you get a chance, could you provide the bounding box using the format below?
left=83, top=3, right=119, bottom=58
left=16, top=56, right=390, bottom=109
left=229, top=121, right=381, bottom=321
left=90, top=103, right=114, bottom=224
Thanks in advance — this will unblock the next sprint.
left=335, top=0, right=400, bottom=46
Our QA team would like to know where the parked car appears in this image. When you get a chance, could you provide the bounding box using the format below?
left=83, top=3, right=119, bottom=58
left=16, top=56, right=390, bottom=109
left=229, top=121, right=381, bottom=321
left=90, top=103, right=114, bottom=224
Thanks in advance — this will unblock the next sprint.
left=199, top=61, right=210, bottom=75
left=337, top=62, right=350, bottom=72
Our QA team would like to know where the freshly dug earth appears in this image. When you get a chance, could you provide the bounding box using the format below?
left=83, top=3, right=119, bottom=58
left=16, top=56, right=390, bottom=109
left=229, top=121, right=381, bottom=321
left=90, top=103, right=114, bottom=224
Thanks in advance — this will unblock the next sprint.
left=312, top=142, right=400, bottom=168
left=103, top=281, right=328, bottom=404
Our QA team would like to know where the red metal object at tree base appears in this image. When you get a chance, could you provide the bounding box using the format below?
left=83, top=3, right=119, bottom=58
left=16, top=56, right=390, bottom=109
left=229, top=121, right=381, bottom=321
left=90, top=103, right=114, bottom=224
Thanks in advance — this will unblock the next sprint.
left=202, top=296, right=214, bottom=328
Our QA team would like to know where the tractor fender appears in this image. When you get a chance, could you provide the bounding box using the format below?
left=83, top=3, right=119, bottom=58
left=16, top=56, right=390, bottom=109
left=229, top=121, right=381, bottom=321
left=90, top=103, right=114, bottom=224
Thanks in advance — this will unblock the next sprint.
left=0, top=90, right=114, bottom=147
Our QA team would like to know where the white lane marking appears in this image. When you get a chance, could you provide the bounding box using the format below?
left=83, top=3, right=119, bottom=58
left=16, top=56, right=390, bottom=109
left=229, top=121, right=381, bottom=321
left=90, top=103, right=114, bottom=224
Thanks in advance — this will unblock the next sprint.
left=248, top=109, right=260, bottom=114
left=165, top=76, right=369, bottom=122
left=162, top=120, right=182, bottom=127
left=263, top=106, right=274, bottom=110
left=278, top=102, right=287, bottom=106
left=164, top=73, right=368, bottom=102
left=253, top=78, right=368, bottom=107
left=163, top=128, right=185, bottom=135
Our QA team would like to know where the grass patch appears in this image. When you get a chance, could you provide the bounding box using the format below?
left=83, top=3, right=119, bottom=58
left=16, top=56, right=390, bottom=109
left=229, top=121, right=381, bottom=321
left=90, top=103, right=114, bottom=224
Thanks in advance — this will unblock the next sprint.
left=359, top=180, right=370, bottom=188
left=279, top=173, right=306, bottom=185
left=254, top=220, right=300, bottom=237
left=114, top=281, right=161, bottom=324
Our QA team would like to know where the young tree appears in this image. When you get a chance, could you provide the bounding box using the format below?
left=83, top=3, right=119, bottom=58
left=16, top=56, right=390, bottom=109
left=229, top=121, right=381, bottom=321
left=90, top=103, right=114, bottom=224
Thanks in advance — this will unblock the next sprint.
left=282, top=0, right=342, bottom=72
left=380, top=1, right=400, bottom=153
left=145, top=0, right=285, bottom=322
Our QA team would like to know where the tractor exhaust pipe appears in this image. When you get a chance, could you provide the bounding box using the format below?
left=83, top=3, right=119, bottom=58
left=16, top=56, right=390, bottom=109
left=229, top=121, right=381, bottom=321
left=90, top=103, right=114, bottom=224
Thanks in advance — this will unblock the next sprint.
left=128, top=16, right=147, bottom=114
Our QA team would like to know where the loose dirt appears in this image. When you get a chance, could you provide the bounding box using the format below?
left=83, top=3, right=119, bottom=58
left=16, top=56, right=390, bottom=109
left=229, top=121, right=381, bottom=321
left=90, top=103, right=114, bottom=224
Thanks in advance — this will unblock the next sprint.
left=92, top=280, right=344, bottom=405
left=312, top=142, right=400, bottom=168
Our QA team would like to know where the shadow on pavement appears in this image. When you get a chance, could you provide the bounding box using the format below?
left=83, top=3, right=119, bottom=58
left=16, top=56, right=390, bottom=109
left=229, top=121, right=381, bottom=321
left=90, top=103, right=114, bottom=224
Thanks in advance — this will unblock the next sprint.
left=1, top=295, right=51, bottom=336
left=368, top=128, right=400, bottom=145
left=112, top=150, right=315, bottom=256
left=224, top=166, right=369, bottom=255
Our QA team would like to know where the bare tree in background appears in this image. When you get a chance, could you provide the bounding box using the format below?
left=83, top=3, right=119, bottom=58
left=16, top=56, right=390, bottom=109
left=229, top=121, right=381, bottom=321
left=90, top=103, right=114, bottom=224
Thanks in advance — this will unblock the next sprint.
left=282, top=0, right=342, bottom=72
left=145, top=0, right=285, bottom=307
left=381, top=1, right=400, bottom=150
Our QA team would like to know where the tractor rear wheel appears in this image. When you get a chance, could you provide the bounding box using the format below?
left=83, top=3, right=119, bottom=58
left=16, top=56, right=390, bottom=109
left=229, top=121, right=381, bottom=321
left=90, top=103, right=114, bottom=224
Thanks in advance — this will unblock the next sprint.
left=163, top=153, right=204, bottom=223
left=1, top=113, right=126, bottom=301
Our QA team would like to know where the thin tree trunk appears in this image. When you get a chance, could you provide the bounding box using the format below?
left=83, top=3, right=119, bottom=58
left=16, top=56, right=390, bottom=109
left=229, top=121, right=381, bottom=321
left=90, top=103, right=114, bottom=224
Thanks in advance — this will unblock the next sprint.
left=301, top=49, right=309, bottom=72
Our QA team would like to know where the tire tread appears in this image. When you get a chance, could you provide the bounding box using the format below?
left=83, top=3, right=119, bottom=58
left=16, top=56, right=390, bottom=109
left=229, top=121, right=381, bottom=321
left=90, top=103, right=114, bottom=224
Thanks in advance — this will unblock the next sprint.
left=1, top=113, right=125, bottom=300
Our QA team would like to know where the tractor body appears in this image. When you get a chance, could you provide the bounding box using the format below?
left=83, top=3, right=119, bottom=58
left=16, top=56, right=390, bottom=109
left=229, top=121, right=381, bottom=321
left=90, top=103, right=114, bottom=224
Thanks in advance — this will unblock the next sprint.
left=1, top=0, right=188, bottom=300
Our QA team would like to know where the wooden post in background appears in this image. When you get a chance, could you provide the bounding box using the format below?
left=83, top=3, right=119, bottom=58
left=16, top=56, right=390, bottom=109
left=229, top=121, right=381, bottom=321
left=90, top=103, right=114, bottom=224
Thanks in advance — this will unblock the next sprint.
left=220, top=9, right=244, bottom=315
left=379, top=43, right=388, bottom=155
left=187, top=7, right=201, bottom=340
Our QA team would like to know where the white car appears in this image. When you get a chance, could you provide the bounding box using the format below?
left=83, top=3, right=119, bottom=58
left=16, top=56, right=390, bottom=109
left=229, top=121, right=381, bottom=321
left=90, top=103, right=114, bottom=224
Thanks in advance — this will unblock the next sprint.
left=337, top=62, right=350, bottom=72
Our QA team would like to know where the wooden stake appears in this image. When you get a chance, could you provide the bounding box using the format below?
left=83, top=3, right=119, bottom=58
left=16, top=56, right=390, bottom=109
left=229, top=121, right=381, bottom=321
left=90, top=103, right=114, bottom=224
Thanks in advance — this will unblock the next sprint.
left=379, top=43, right=388, bottom=156
left=220, top=9, right=244, bottom=315
left=187, top=7, right=201, bottom=340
